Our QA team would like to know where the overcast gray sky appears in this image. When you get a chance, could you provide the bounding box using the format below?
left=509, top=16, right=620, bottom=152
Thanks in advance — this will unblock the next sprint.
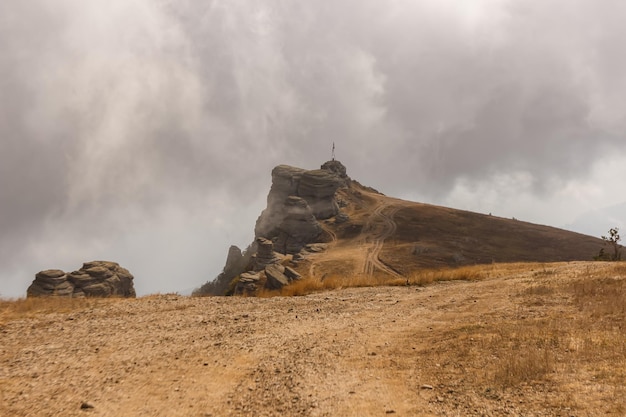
left=2, top=0, right=626, bottom=298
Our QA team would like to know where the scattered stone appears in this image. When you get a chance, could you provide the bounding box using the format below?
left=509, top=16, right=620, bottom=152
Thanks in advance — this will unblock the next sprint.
left=80, top=402, right=94, bottom=410
left=420, top=384, right=434, bottom=390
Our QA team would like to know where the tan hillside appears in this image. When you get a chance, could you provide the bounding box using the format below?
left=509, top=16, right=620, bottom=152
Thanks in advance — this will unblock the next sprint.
left=1, top=261, right=624, bottom=416
left=294, top=181, right=604, bottom=285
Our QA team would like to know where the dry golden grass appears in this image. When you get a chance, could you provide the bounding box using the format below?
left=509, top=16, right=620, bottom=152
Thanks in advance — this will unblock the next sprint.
left=422, top=262, right=626, bottom=413
left=404, top=264, right=486, bottom=285
left=0, top=297, right=102, bottom=325
left=269, top=265, right=488, bottom=297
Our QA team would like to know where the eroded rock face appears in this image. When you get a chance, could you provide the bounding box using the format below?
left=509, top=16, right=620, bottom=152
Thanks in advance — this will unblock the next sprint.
left=298, top=170, right=343, bottom=219
left=255, top=161, right=346, bottom=254
left=274, top=196, right=322, bottom=254
left=194, top=160, right=350, bottom=296
left=253, top=238, right=281, bottom=271
left=27, top=261, right=136, bottom=298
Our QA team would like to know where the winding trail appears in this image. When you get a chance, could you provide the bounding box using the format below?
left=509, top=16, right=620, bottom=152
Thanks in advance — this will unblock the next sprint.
left=359, top=199, right=403, bottom=279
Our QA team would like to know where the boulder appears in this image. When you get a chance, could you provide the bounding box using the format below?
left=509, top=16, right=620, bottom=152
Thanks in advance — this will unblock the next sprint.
left=265, top=264, right=290, bottom=290
left=27, top=261, right=136, bottom=298
left=234, top=271, right=261, bottom=295
left=284, top=266, right=302, bottom=281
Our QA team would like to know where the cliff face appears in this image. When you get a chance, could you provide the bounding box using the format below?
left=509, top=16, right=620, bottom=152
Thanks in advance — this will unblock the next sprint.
left=194, top=160, right=348, bottom=296
left=255, top=162, right=345, bottom=253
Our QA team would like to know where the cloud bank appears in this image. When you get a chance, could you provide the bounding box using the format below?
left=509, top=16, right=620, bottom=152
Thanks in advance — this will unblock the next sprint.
left=1, top=0, right=625, bottom=296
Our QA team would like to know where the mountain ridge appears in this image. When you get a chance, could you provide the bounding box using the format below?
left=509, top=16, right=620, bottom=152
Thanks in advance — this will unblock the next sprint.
left=194, top=161, right=604, bottom=295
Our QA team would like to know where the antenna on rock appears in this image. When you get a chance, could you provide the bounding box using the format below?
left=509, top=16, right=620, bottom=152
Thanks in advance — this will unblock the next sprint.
left=332, top=142, right=336, bottom=161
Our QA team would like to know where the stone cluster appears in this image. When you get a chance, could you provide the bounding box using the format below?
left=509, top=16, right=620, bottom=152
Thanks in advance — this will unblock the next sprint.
left=27, top=261, right=136, bottom=298
left=253, top=238, right=282, bottom=271
left=195, top=160, right=348, bottom=296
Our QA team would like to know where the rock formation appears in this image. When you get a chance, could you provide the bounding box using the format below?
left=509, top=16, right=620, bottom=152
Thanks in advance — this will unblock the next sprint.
left=27, top=261, right=136, bottom=298
left=253, top=237, right=281, bottom=271
left=194, top=160, right=349, bottom=296
left=255, top=161, right=346, bottom=254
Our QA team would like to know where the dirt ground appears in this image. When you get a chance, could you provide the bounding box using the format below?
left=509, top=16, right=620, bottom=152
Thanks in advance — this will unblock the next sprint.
left=1, top=262, right=624, bottom=417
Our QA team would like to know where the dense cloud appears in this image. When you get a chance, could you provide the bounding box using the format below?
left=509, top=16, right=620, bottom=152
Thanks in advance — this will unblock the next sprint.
left=1, top=0, right=625, bottom=296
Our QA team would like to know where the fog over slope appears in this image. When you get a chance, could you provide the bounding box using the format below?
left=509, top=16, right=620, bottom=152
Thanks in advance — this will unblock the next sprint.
left=2, top=0, right=626, bottom=297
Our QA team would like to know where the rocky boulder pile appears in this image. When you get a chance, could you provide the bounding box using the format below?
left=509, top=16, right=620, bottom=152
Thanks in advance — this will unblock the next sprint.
left=194, top=160, right=348, bottom=297
left=27, top=261, right=136, bottom=298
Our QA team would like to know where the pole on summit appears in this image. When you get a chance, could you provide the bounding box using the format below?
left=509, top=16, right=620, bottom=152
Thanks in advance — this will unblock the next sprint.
left=332, top=142, right=335, bottom=161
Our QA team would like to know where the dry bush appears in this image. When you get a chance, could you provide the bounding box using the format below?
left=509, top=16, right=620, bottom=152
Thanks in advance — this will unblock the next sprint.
left=406, top=265, right=485, bottom=286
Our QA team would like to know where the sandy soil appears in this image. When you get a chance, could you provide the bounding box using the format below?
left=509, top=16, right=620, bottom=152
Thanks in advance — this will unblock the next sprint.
left=2, top=262, right=624, bottom=417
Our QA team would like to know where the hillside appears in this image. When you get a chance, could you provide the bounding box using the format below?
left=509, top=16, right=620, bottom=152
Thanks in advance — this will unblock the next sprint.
left=305, top=181, right=604, bottom=280
left=1, top=262, right=624, bottom=416
left=196, top=161, right=605, bottom=296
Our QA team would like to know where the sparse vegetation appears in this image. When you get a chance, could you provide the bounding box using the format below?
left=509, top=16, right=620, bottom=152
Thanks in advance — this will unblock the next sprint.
left=2, top=261, right=625, bottom=416
left=599, top=226, right=622, bottom=261
left=0, top=297, right=103, bottom=325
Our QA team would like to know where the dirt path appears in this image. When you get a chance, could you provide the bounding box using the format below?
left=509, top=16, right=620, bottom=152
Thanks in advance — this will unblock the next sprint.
left=359, top=199, right=403, bottom=279
left=2, top=262, right=621, bottom=417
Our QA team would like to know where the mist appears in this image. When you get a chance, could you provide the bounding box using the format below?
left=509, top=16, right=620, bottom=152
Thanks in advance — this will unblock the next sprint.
left=2, top=0, right=626, bottom=297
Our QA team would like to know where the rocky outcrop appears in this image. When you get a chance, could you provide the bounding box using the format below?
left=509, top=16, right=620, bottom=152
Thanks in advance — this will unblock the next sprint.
left=264, top=264, right=302, bottom=290
left=298, top=170, right=343, bottom=219
left=27, top=261, right=136, bottom=298
left=255, top=160, right=347, bottom=254
left=274, top=197, right=322, bottom=254
left=194, top=160, right=350, bottom=296
left=193, top=244, right=255, bottom=296
left=252, top=238, right=282, bottom=270
left=234, top=272, right=261, bottom=295
left=321, top=160, right=349, bottom=181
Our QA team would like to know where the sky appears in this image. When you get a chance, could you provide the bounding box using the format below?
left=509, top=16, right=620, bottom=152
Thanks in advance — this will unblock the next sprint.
left=2, top=0, right=626, bottom=298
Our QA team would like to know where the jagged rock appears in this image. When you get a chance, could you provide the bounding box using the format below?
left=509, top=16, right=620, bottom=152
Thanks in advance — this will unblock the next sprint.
left=298, top=170, right=343, bottom=219
left=321, top=160, right=349, bottom=181
left=274, top=197, right=322, bottom=254
left=27, top=261, right=136, bottom=298
left=200, top=160, right=349, bottom=296
left=224, top=246, right=243, bottom=267
left=193, top=243, right=256, bottom=296
left=284, top=266, right=302, bottom=281
left=265, top=264, right=289, bottom=290
left=255, top=161, right=345, bottom=246
left=255, top=165, right=307, bottom=238
left=253, top=237, right=281, bottom=271
left=234, top=272, right=261, bottom=295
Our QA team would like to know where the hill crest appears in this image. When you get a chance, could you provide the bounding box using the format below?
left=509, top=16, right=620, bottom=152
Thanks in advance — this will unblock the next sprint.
left=194, top=161, right=604, bottom=295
